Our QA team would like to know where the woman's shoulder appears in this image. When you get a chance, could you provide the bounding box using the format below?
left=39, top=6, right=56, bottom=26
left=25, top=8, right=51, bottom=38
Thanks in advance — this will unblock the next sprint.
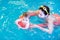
left=48, top=14, right=56, bottom=21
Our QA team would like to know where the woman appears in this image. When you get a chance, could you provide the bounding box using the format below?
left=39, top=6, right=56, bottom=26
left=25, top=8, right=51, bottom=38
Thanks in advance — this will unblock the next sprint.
left=28, top=5, right=60, bottom=34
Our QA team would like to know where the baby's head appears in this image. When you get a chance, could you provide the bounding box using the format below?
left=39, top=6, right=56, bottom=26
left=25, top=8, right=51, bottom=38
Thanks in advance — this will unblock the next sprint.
left=20, top=12, right=28, bottom=18
left=23, top=12, right=28, bottom=17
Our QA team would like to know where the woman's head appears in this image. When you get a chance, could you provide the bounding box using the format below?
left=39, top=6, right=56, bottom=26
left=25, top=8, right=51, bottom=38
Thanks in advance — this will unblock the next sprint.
left=38, top=5, right=50, bottom=18
left=39, top=5, right=50, bottom=15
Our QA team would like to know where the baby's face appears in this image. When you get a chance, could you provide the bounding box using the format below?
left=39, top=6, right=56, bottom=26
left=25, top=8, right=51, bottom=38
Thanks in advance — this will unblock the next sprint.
left=22, top=17, right=29, bottom=23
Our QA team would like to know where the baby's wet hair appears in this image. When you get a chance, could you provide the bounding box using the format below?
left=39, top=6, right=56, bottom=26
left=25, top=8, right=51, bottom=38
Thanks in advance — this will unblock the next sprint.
left=23, top=12, right=28, bottom=17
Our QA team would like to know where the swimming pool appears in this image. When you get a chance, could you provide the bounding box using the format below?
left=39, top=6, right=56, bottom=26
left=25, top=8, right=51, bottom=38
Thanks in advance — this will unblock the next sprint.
left=0, top=0, right=60, bottom=40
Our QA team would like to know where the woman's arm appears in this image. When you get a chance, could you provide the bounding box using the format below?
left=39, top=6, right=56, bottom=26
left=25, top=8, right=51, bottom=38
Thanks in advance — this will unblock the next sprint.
left=36, top=16, right=55, bottom=34
left=28, top=10, right=39, bottom=16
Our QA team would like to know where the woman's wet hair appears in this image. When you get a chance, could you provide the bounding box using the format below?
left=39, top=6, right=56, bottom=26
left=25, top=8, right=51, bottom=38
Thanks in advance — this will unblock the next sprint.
left=39, top=5, right=50, bottom=15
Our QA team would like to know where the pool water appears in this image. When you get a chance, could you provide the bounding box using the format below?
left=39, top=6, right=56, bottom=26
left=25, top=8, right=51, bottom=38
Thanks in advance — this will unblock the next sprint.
left=0, top=0, right=60, bottom=40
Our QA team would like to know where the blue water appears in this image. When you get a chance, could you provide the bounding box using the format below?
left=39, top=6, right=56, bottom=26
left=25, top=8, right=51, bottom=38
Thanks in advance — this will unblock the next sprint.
left=0, top=0, right=60, bottom=40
